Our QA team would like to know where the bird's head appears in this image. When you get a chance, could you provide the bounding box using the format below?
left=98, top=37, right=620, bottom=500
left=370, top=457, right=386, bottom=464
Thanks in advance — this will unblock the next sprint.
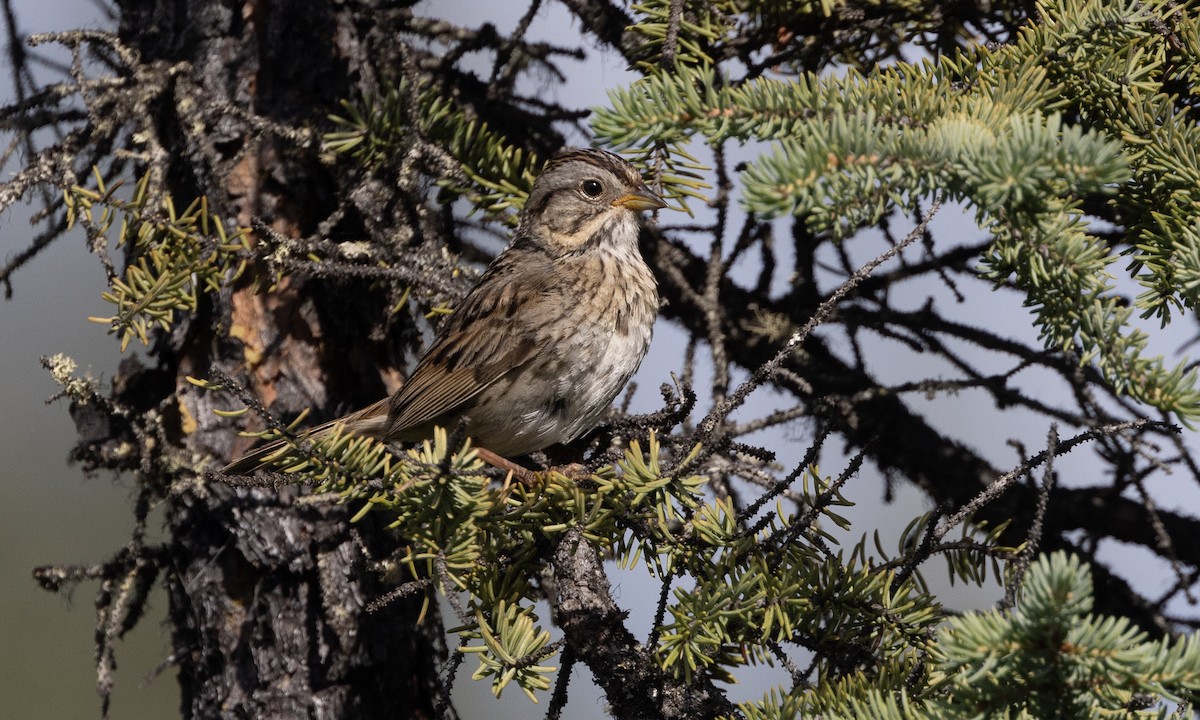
left=517, top=147, right=666, bottom=255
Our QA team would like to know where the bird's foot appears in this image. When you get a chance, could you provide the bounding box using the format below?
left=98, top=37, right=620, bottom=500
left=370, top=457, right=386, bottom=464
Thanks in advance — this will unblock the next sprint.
left=474, top=449, right=593, bottom=486
left=475, top=447, right=538, bottom=485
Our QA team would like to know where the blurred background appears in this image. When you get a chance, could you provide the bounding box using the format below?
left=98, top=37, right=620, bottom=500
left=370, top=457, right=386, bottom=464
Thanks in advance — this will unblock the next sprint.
left=3, top=1, right=1194, bottom=719
left=0, top=2, right=179, bottom=716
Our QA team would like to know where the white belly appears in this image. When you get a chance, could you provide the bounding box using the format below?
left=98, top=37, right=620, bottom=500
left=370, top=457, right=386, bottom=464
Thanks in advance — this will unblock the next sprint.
left=468, top=318, right=653, bottom=456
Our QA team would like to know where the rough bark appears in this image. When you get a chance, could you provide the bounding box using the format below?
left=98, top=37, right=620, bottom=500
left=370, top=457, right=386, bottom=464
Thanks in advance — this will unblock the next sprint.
left=107, top=2, right=441, bottom=716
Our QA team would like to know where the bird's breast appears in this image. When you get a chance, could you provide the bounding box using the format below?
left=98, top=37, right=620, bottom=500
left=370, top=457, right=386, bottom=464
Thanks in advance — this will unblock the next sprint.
left=463, top=243, right=657, bottom=455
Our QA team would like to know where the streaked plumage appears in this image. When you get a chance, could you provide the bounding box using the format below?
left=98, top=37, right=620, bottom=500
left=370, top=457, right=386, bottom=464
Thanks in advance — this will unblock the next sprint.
left=224, top=147, right=663, bottom=473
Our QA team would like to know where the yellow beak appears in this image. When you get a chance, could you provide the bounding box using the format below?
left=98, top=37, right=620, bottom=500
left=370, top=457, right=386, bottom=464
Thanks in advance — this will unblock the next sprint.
left=612, top=185, right=668, bottom=212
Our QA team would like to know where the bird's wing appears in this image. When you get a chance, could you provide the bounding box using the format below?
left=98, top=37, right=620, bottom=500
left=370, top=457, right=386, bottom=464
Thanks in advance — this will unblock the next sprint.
left=223, top=335, right=526, bottom=473
left=383, top=329, right=538, bottom=436
left=384, top=247, right=555, bottom=437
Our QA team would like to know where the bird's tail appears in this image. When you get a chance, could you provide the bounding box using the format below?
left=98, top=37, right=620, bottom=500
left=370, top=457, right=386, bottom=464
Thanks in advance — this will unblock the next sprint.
left=221, top=398, right=390, bottom=475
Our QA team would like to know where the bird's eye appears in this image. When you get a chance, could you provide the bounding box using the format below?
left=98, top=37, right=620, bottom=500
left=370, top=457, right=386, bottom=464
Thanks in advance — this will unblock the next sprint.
left=581, top=179, right=603, bottom=198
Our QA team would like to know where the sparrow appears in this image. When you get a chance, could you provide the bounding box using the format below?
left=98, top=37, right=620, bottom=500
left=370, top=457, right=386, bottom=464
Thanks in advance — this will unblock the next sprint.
left=224, top=147, right=665, bottom=474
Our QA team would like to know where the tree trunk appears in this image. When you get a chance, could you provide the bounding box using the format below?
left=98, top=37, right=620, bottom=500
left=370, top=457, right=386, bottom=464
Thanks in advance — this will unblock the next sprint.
left=107, top=2, right=442, bottom=716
